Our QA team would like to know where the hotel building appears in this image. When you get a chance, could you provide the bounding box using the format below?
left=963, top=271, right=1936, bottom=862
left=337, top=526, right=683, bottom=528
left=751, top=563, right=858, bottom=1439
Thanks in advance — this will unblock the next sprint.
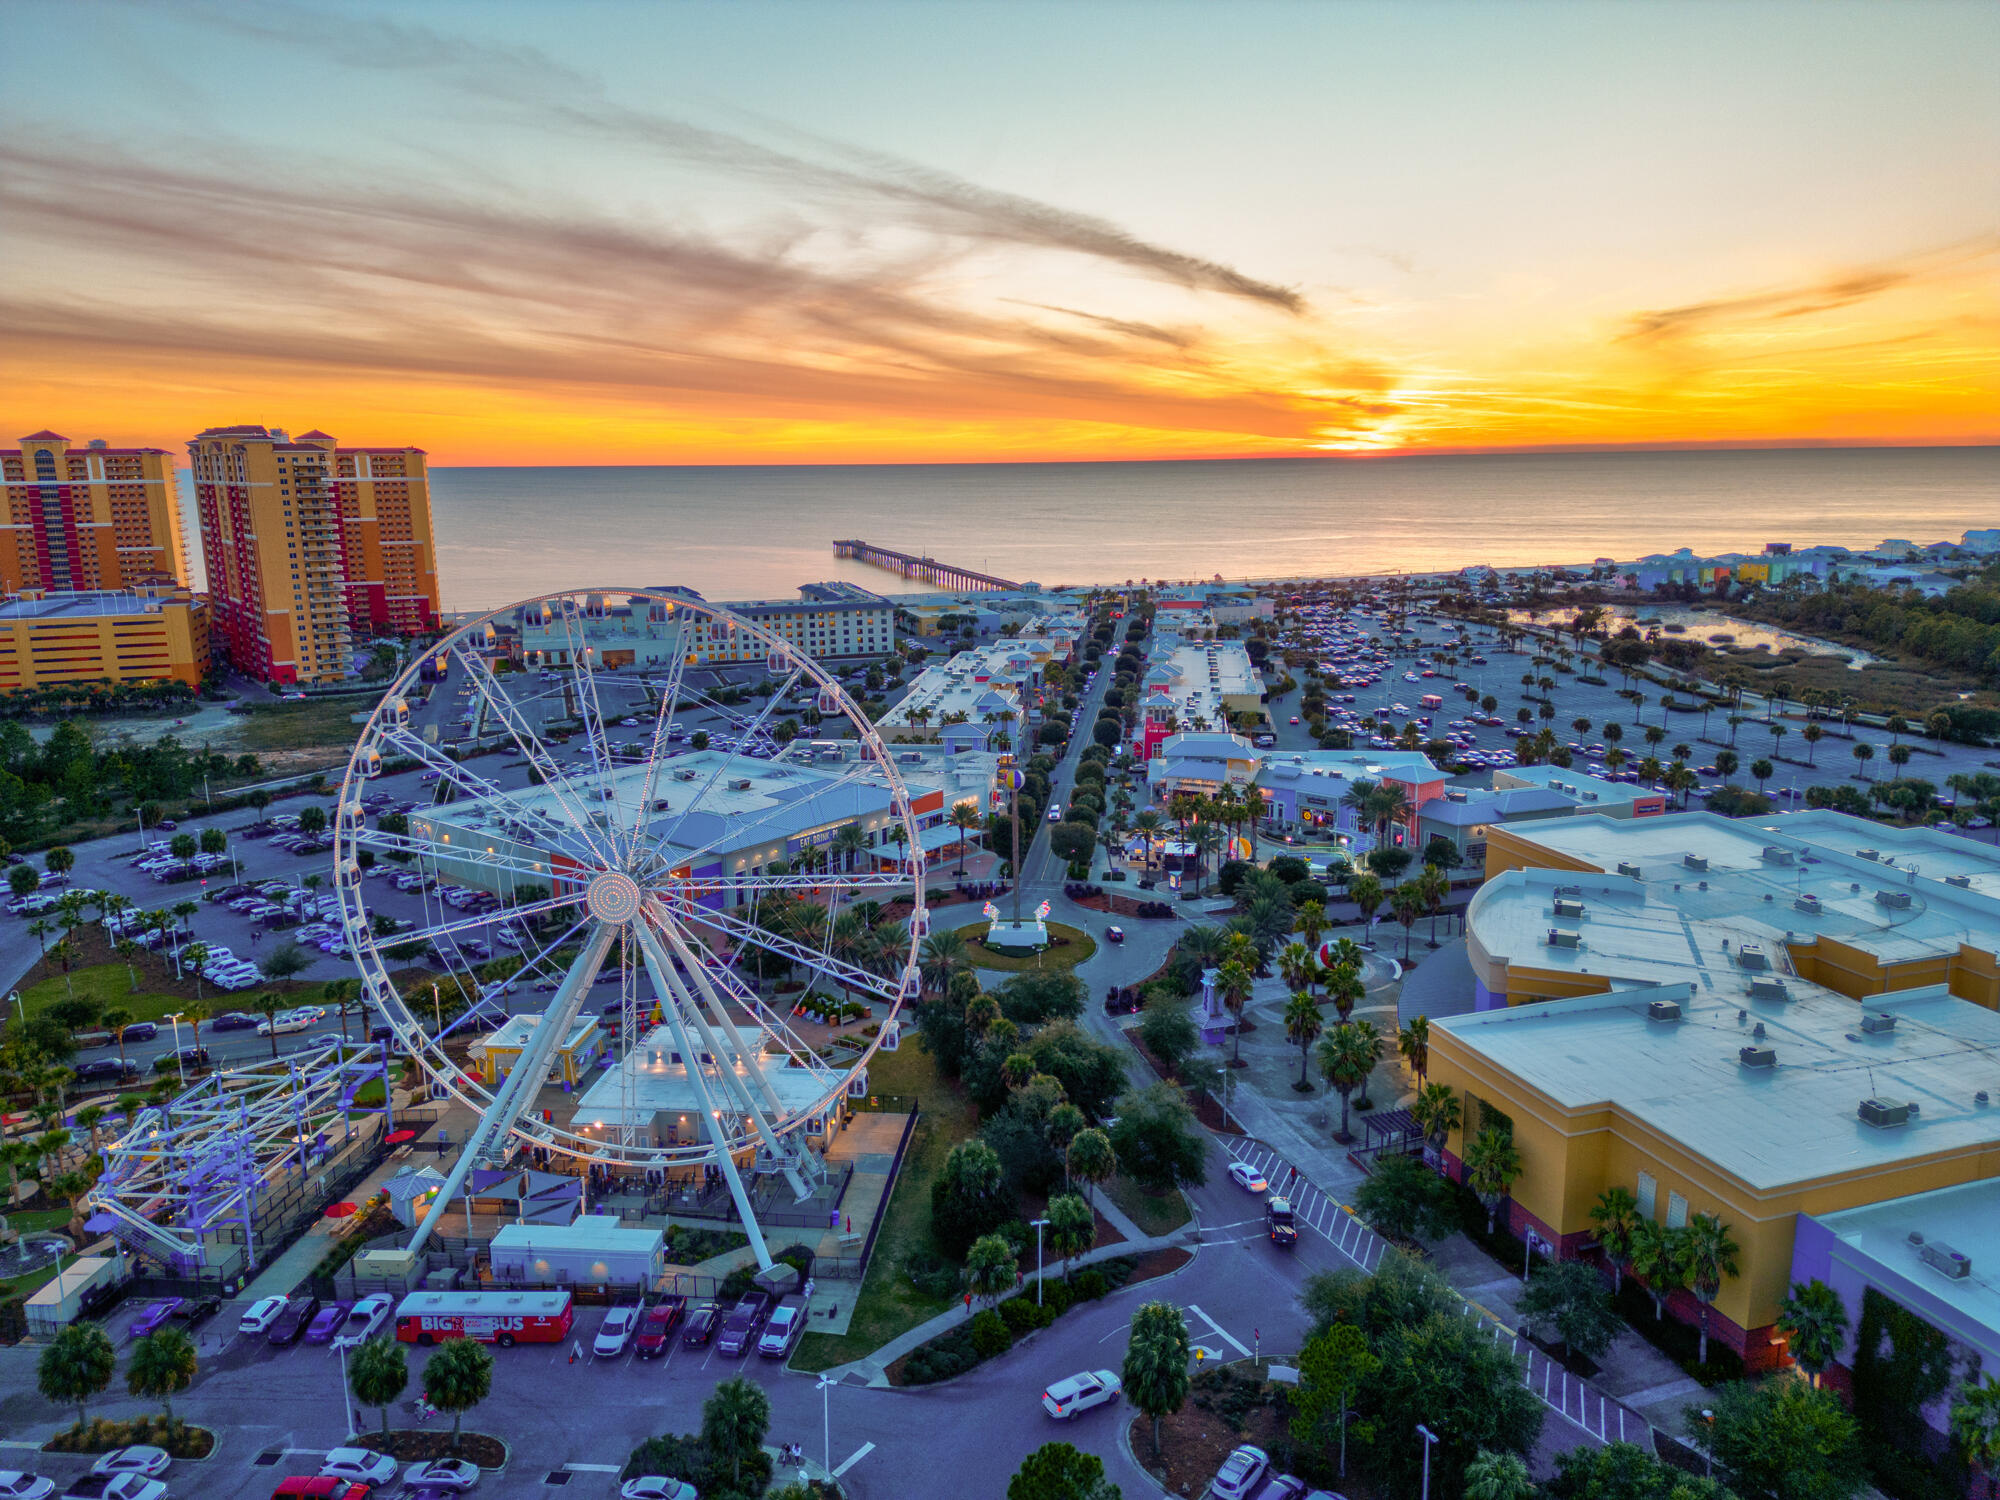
left=512, top=591, right=894, bottom=671
left=1427, top=809, right=2000, bottom=1370
left=188, top=426, right=439, bottom=685
left=0, top=586, right=210, bottom=692
left=2, top=431, right=187, bottom=594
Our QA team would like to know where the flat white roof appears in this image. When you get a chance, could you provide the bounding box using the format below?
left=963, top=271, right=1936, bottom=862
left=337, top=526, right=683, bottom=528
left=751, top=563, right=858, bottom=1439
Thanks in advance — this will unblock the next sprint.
left=571, top=1024, right=838, bottom=1129
left=490, top=1215, right=662, bottom=1254
left=1437, top=981, right=2000, bottom=1191
left=1813, top=1179, right=2000, bottom=1350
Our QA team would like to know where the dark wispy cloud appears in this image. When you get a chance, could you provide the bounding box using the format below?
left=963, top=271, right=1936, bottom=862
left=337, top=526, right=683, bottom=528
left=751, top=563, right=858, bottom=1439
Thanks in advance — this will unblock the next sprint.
left=183, top=1, right=1305, bottom=313
left=1619, top=239, right=2000, bottom=344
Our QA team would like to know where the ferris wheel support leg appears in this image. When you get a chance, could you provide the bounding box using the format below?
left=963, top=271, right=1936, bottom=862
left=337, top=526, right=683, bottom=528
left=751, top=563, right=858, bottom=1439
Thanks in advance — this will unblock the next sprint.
left=404, top=923, right=616, bottom=1260
left=645, top=916, right=817, bottom=1197
left=634, top=925, right=811, bottom=1203
left=631, top=931, right=775, bottom=1272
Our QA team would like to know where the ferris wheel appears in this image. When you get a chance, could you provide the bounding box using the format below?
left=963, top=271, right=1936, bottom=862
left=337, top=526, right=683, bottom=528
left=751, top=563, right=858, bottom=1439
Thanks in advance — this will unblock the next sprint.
left=330, top=588, right=928, bottom=1265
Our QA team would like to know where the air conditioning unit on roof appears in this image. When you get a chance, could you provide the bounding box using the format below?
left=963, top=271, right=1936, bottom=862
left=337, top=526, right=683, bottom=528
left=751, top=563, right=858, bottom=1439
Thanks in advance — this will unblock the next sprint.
left=1920, top=1241, right=1971, bottom=1279
left=1683, top=854, right=1709, bottom=871
left=1875, top=889, right=1912, bottom=909
left=1617, top=861, right=1643, bottom=879
left=1861, top=1012, right=1897, bottom=1034
left=1859, top=1097, right=1911, bottom=1128
left=1739, top=1045, right=1776, bottom=1069
left=1794, top=894, right=1822, bottom=914
left=1945, top=873, right=1972, bottom=889
left=1647, top=999, right=1682, bottom=1023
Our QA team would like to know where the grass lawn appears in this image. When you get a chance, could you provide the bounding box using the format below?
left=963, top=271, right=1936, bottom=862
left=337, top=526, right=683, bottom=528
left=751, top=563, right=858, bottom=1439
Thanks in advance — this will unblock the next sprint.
left=791, top=1040, right=977, bottom=1373
left=1103, top=1174, right=1192, bottom=1238
left=948, top=920, right=1099, bottom=973
left=222, top=695, right=373, bottom=754
left=0, top=1252, right=77, bottom=1303
left=21, top=965, right=196, bottom=1028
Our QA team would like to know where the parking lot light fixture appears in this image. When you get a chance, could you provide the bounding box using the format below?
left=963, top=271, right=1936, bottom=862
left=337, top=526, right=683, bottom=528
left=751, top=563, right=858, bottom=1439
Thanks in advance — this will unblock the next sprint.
left=1417, top=1423, right=1439, bottom=1500
left=165, top=1012, right=186, bottom=1084
left=1031, top=1216, right=1050, bottom=1304
left=816, top=1374, right=836, bottom=1476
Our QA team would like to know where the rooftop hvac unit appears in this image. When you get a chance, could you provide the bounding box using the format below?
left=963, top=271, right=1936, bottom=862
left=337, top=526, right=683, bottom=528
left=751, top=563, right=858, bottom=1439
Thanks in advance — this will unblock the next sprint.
left=1617, top=861, right=1643, bottom=879
left=1875, top=889, right=1913, bottom=909
left=1747, top=976, right=1789, bottom=1001
left=1582, top=791, right=1599, bottom=802
left=1858, top=1097, right=1911, bottom=1128
left=1739, top=1045, right=1776, bottom=1069
left=1760, top=846, right=1795, bottom=864
left=1736, top=944, right=1769, bottom=970
left=674, top=769, right=697, bottom=781
left=1857, top=848, right=1881, bottom=861
left=1794, top=894, right=1823, bottom=914
left=1860, top=1012, right=1897, bottom=1034
left=1553, top=897, right=1585, bottom=919
left=1919, top=1241, right=1971, bottom=1279
left=728, top=778, right=753, bottom=791
left=1945, top=873, right=1973, bottom=889
left=1445, top=788, right=1468, bottom=803
left=1547, top=927, right=1582, bottom=949
left=1683, top=854, right=1709, bottom=871
left=1647, top=999, right=1683, bottom=1022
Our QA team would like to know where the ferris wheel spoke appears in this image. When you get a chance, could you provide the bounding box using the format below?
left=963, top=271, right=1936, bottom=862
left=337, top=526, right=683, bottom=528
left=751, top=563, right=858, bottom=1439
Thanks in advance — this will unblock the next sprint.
left=682, top=953, right=839, bottom=1081
left=555, top=608, right=620, bottom=821
left=344, top=823, right=574, bottom=884
left=449, top=643, right=612, bottom=865
left=641, top=755, right=890, bottom=880
left=696, top=870, right=914, bottom=898
left=384, top=891, right=586, bottom=957
left=626, top=637, right=697, bottom=861
left=667, top=899, right=908, bottom=1005
left=372, top=726, right=525, bottom=817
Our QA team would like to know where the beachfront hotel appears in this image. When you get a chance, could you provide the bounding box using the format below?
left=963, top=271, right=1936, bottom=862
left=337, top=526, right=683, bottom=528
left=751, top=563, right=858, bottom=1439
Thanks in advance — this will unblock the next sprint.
left=2, top=431, right=188, bottom=595
left=0, top=585, right=210, bottom=692
left=509, top=590, right=895, bottom=671
left=187, top=426, right=439, bottom=685
left=1426, top=808, right=2000, bottom=1373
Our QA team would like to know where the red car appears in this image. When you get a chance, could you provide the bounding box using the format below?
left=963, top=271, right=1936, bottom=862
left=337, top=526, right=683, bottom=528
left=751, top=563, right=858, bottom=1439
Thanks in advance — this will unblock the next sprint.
left=635, top=1294, right=688, bottom=1358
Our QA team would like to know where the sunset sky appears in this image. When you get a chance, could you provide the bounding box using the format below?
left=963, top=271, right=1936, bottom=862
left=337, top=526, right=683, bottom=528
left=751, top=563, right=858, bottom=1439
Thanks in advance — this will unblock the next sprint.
left=2, top=0, right=1996, bottom=464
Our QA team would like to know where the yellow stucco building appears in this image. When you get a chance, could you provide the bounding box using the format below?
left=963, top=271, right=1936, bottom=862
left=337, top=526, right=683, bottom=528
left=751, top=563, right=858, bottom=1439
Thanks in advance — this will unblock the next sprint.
left=0, top=586, right=210, bottom=692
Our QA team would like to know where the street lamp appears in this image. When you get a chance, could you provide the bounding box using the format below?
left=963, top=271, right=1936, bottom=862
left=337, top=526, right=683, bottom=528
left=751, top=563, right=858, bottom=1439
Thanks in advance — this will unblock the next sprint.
left=1216, top=1065, right=1232, bottom=1130
left=165, top=1012, right=186, bottom=1085
left=1699, top=1409, right=1714, bottom=1477
left=1416, top=1423, right=1439, bottom=1500
left=1030, top=1217, right=1050, bottom=1304
left=1523, top=1226, right=1541, bottom=1280
left=815, top=1374, right=836, bottom=1477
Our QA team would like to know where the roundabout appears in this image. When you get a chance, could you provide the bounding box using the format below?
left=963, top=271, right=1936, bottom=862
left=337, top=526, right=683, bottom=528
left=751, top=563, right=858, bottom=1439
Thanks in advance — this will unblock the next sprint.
left=951, top=920, right=1099, bottom=972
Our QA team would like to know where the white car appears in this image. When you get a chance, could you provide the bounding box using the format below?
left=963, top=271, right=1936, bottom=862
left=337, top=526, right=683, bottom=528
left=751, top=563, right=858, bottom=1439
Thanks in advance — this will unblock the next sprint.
left=1226, top=1161, right=1269, bottom=1194
left=594, top=1303, right=641, bottom=1356
left=238, top=1295, right=289, bottom=1334
left=257, top=1012, right=313, bottom=1037
left=332, top=1292, right=395, bottom=1349
left=1041, top=1369, right=1123, bottom=1419
left=89, top=1450, right=169, bottom=1479
left=1207, top=1444, right=1271, bottom=1500
left=319, top=1448, right=398, bottom=1486
left=0, top=1473, right=54, bottom=1500
left=620, top=1480, right=697, bottom=1500
left=61, top=1477, right=163, bottom=1500
left=402, top=1458, right=479, bottom=1492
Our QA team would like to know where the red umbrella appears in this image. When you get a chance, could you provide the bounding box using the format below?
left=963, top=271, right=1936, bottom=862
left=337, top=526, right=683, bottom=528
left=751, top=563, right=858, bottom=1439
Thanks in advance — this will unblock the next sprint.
left=383, top=1130, right=418, bottom=1146
left=323, top=1202, right=358, bottom=1218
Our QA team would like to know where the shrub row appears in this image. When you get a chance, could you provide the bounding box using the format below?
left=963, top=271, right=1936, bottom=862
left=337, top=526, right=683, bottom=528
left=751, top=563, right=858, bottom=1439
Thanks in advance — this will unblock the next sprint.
left=899, top=1258, right=1138, bottom=1386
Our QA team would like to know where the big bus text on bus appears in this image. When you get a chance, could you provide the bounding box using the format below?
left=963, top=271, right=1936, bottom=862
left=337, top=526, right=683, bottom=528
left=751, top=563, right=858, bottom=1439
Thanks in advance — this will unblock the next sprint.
left=394, top=1290, right=574, bottom=1346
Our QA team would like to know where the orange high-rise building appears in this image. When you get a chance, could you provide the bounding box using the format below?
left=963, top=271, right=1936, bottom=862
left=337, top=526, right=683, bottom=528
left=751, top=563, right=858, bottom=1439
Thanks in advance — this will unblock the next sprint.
left=1, top=431, right=188, bottom=594
left=187, top=426, right=441, bottom=685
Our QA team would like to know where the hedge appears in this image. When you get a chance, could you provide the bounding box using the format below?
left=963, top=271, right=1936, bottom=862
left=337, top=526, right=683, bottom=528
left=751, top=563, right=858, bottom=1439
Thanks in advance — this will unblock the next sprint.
left=898, top=1257, right=1136, bottom=1385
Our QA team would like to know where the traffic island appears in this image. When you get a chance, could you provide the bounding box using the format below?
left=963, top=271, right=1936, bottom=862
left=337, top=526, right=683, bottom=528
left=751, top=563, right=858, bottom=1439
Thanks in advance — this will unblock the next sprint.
left=950, top=921, right=1098, bottom=972
left=44, top=1416, right=216, bottom=1460
left=351, top=1429, right=507, bottom=1468
left=1126, top=1363, right=1389, bottom=1500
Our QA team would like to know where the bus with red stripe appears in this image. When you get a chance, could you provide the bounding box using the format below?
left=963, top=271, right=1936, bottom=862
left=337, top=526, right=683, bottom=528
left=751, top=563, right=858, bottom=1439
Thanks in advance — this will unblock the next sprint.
left=394, top=1290, right=574, bottom=1346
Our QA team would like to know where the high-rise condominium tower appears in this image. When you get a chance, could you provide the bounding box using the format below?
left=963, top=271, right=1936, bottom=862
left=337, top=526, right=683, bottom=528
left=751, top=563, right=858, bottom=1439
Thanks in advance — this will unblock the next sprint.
left=1, top=431, right=188, bottom=594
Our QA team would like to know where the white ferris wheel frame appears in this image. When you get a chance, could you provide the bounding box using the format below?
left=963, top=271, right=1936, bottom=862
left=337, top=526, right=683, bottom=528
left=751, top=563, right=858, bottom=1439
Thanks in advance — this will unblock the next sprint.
left=331, top=589, right=929, bottom=1219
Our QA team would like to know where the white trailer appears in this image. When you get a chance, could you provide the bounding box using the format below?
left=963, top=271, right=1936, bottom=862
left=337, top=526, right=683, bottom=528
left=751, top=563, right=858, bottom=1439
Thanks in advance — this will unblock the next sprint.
left=489, top=1215, right=664, bottom=1289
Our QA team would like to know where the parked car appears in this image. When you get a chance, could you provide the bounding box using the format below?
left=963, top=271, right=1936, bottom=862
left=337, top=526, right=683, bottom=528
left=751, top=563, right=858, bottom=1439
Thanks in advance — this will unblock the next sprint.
left=304, top=1300, right=352, bottom=1345
left=238, top=1295, right=289, bottom=1335
left=169, top=1294, right=221, bottom=1327
left=268, top=1294, right=322, bottom=1346
left=74, top=1060, right=140, bottom=1087
left=401, top=1458, right=479, bottom=1492
left=317, top=1449, right=397, bottom=1487
left=267, top=1477, right=370, bottom=1500
left=679, top=1300, right=722, bottom=1348
left=634, top=1295, right=686, bottom=1357
left=258, top=1012, right=313, bottom=1037
left=594, top=1303, right=642, bottom=1357
left=332, top=1293, right=394, bottom=1350
left=1042, top=1369, right=1122, bottom=1419
left=619, top=1480, right=697, bottom=1500
left=119, top=1023, right=158, bottom=1043
left=87, top=1452, right=168, bottom=1481
left=1207, top=1445, right=1271, bottom=1500
left=57, top=1478, right=164, bottom=1500
left=126, top=1300, right=181, bottom=1339
left=715, top=1290, right=771, bottom=1356
left=756, top=1298, right=806, bottom=1359
left=153, top=1048, right=211, bottom=1075
left=0, top=1473, right=53, bottom=1500
left=1246, top=1475, right=1310, bottom=1500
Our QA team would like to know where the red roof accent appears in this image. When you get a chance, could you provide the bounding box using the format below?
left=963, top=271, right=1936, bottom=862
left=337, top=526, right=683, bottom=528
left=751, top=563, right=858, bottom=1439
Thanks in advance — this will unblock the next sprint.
left=296, top=429, right=336, bottom=440
left=19, top=430, right=68, bottom=442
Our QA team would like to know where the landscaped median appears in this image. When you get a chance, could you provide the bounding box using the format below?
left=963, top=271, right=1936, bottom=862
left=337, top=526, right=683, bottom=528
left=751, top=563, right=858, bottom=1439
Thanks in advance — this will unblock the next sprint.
left=950, top=920, right=1098, bottom=972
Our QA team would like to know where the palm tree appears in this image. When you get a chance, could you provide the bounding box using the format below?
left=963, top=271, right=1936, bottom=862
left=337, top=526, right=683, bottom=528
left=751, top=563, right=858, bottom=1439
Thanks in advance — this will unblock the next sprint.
left=1411, top=1081, right=1460, bottom=1154
left=830, top=821, right=870, bottom=874
left=1, top=1140, right=40, bottom=1208
left=126, top=1326, right=198, bottom=1423
left=1123, top=1301, right=1193, bottom=1459
left=1463, top=1125, right=1522, bottom=1235
left=1853, top=742, right=1874, bottom=780
left=1295, top=897, right=1327, bottom=951
left=1418, top=863, right=1450, bottom=945
left=423, top=1335, right=494, bottom=1454
left=1045, top=1193, right=1094, bottom=1281
left=1324, top=960, right=1364, bottom=1025
left=100, top=1008, right=135, bottom=1073
left=963, top=1233, right=1018, bottom=1308
left=947, top=801, right=980, bottom=870
left=1588, top=1187, right=1642, bottom=1293
left=1390, top=883, right=1424, bottom=960
left=1347, top=873, right=1384, bottom=939
left=1284, top=991, right=1323, bottom=1090
left=1627, top=1218, right=1688, bottom=1322
left=74, top=1105, right=108, bottom=1159
left=918, top=927, right=969, bottom=996
left=1682, top=1212, right=1740, bottom=1364
left=1065, top=1128, right=1116, bottom=1210
left=1776, top=1279, right=1849, bottom=1387
left=349, top=1335, right=408, bottom=1439
left=1463, top=1450, right=1535, bottom=1500
left=1397, top=1015, right=1430, bottom=1082
left=252, top=992, right=288, bottom=1059
left=1132, top=809, right=1164, bottom=869
left=1316, top=1023, right=1379, bottom=1142
left=1216, top=959, right=1254, bottom=1067
left=36, top=1321, right=116, bottom=1429
left=1276, top=941, right=1316, bottom=999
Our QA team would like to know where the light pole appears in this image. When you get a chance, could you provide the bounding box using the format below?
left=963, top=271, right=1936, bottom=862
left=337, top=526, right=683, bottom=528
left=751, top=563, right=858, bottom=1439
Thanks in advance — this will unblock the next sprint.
left=1031, top=1216, right=1049, bottom=1304
left=815, top=1374, right=835, bottom=1477
left=1216, top=1065, right=1232, bottom=1131
left=1523, top=1226, right=1541, bottom=1280
left=1699, top=1409, right=1714, bottom=1477
left=1417, top=1423, right=1439, bottom=1500
left=165, top=1012, right=186, bottom=1084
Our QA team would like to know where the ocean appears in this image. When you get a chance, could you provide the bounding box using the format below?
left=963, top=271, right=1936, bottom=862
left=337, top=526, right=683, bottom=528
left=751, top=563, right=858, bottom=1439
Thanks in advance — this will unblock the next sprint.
left=413, top=446, right=1996, bottom=610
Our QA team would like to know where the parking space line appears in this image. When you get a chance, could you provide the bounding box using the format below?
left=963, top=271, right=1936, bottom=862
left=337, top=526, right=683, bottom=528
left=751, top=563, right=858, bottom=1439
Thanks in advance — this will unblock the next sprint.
left=832, top=1441, right=875, bottom=1478
left=1187, top=1304, right=1251, bottom=1358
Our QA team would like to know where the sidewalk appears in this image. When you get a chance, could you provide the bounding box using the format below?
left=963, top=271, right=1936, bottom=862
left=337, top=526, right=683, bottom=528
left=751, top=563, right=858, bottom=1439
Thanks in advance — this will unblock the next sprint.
left=820, top=1223, right=1200, bottom=1388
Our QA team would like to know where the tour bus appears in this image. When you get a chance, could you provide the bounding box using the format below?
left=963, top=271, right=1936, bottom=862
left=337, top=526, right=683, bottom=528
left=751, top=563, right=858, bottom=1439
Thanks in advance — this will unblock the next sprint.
left=394, top=1289, right=574, bottom=1346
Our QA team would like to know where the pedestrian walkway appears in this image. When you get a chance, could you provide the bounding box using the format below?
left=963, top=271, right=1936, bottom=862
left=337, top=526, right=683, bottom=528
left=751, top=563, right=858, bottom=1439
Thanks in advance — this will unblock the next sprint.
left=1217, top=1135, right=1655, bottom=1451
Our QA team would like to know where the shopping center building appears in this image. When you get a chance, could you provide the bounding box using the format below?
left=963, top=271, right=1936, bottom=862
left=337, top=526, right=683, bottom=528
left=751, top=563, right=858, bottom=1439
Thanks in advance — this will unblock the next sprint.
left=1429, top=809, right=2000, bottom=1370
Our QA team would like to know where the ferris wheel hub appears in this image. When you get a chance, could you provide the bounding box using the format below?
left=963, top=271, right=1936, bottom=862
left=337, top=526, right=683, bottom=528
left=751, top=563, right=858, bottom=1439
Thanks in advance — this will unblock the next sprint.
left=585, top=869, right=644, bottom=924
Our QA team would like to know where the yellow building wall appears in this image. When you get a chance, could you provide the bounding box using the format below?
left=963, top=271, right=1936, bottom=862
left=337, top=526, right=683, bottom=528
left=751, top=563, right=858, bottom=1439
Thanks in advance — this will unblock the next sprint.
left=1482, top=824, right=1605, bottom=881
left=1953, top=943, right=1999, bottom=1009
left=0, top=598, right=209, bottom=691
